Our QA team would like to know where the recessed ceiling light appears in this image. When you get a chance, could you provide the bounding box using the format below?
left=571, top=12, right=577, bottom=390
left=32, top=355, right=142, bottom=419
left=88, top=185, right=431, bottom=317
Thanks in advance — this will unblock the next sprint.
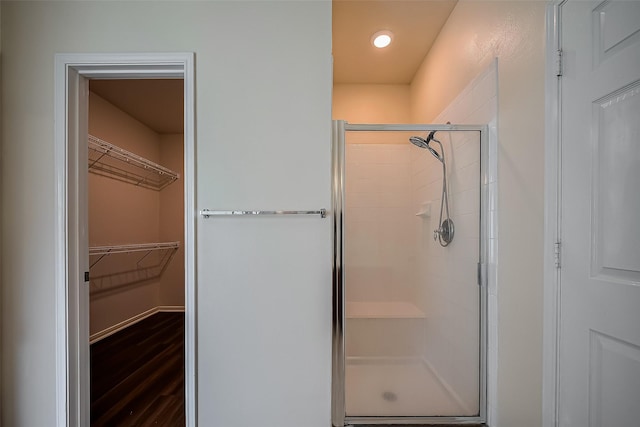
left=371, top=30, right=393, bottom=49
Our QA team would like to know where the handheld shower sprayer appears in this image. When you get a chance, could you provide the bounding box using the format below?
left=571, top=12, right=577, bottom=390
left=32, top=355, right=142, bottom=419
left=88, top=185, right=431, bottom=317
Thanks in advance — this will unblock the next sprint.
left=409, top=131, right=443, bottom=163
left=409, top=128, right=454, bottom=247
left=408, top=130, right=435, bottom=148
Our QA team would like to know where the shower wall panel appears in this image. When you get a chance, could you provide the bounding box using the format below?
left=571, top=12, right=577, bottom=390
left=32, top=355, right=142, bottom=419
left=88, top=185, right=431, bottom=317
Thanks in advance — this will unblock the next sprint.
left=345, top=142, right=415, bottom=303
left=410, top=64, right=497, bottom=414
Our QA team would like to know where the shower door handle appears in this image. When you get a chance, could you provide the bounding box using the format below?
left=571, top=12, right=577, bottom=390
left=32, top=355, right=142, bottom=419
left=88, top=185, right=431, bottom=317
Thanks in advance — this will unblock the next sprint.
left=477, top=262, right=487, bottom=287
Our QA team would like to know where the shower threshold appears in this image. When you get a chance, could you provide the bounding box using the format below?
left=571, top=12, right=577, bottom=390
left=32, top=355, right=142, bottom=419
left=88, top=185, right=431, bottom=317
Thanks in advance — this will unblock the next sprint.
left=346, top=424, right=486, bottom=427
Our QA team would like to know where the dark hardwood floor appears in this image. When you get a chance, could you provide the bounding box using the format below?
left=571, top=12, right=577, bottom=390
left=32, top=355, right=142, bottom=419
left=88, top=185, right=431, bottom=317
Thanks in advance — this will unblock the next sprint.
left=91, top=311, right=185, bottom=426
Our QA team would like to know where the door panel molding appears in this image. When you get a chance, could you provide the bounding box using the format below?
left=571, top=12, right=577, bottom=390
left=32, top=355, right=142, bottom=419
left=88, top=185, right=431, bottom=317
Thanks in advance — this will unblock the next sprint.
left=592, top=0, right=640, bottom=66
left=588, top=330, right=640, bottom=427
left=54, top=52, right=196, bottom=427
left=590, top=81, right=640, bottom=283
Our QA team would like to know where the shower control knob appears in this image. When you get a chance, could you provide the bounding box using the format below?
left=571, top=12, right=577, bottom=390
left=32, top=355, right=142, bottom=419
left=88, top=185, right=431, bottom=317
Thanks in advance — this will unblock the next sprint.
left=433, top=220, right=455, bottom=246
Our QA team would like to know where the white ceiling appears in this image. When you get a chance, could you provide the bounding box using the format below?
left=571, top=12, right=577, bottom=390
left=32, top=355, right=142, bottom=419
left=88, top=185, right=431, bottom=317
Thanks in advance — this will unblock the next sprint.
left=333, top=0, right=457, bottom=84
left=89, top=79, right=184, bottom=134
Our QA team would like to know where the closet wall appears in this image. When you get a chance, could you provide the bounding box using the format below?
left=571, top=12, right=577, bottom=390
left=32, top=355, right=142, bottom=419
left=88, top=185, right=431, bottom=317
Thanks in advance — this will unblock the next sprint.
left=88, top=91, right=184, bottom=336
left=159, top=133, right=185, bottom=306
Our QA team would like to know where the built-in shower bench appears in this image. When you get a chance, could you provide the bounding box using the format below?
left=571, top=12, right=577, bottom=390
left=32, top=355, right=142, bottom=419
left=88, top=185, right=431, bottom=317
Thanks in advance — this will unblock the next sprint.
left=345, top=301, right=426, bottom=358
left=346, top=301, right=425, bottom=319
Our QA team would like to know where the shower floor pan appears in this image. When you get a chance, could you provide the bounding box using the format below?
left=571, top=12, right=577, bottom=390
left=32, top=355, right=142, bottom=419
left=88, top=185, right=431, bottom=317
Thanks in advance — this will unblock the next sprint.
left=345, top=358, right=466, bottom=417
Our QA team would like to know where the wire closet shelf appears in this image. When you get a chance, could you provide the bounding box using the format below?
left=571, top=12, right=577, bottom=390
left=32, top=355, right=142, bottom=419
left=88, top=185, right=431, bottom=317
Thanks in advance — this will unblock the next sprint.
left=88, top=242, right=180, bottom=294
left=88, top=134, right=179, bottom=190
left=89, top=241, right=180, bottom=269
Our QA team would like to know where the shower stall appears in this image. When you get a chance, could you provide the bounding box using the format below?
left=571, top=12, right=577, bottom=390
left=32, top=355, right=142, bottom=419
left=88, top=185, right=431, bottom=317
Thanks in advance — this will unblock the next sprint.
left=331, top=121, right=488, bottom=426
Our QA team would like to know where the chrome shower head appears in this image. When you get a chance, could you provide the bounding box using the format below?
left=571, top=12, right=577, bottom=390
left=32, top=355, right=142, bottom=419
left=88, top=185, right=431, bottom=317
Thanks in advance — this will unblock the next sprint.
left=409, top=131, right=444, bottom=163
left=409, top=136, right=430, bottom=149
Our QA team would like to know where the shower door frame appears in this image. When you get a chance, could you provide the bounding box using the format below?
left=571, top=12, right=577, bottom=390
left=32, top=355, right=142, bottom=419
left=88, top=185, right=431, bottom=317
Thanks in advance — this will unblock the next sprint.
left=331, top=121, right=489, bottom=426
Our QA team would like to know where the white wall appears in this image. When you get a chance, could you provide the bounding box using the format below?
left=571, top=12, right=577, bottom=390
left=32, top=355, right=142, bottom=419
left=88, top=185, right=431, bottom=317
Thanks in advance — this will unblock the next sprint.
left=1, top=1, right=546, bottom=425
left=411, top=2, right=546, bottom=426
left=0, top=2, right=332, bottom=426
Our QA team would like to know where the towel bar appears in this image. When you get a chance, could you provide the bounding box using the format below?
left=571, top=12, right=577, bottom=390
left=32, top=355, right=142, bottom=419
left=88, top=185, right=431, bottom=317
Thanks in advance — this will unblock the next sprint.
left=199, top=209, right=327, bottom=219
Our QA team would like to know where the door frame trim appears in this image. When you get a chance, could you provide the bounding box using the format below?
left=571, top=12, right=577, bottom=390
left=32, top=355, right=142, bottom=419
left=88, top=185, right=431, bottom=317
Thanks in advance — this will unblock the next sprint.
left=543, top=2, right=565, bottom=427
left=54, top=52, right=197, bottom=426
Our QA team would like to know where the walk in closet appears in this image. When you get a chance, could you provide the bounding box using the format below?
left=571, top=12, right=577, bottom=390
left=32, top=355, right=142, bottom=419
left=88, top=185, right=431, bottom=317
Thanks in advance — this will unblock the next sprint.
left=87, top=80, right=185, bottom=425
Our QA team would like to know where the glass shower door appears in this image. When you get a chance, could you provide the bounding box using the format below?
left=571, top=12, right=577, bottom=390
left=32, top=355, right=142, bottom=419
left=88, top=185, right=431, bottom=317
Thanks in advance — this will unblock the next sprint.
left=332, top=122, right=487, bottom=425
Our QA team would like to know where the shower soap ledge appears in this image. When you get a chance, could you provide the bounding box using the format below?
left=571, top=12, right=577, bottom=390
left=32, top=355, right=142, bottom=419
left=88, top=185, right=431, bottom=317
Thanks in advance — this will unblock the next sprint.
left=415, top=201, right=431, bottom=218
left=346, top=301, right=426, bottom=319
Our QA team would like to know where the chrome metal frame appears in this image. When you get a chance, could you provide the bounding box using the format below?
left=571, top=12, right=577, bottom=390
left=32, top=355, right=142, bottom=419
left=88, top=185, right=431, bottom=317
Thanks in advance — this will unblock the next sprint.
left=331, top=121, right=489, bottom=427
left=332, top=120, right=347, bottom=426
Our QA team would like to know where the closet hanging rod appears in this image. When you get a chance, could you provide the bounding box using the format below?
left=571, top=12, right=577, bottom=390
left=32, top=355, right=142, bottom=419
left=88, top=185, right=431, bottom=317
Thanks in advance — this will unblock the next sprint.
left=200, top=209, right=327, bottom=219
left=89, top=241, right=180, bottom=256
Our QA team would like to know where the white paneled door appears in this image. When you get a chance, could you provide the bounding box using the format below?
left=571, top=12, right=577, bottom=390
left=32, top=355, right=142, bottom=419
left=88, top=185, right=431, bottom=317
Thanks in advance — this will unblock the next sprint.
left=559, top=1, right=640, bottom=426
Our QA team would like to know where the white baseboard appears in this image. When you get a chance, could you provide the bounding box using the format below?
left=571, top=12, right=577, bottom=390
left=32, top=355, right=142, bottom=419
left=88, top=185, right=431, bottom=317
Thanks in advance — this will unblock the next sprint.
left=421, top=356, right=473, bottom=415
left=89, top=305, right=185, bottom=344
left=158, top=305, right=186, bottom=313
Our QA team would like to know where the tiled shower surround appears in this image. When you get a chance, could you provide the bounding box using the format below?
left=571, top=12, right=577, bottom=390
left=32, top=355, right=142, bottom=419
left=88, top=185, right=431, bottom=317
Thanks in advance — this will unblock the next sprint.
left=345, top=142, right=414, bottom=305
left=344, top=62, right=497, bottom=417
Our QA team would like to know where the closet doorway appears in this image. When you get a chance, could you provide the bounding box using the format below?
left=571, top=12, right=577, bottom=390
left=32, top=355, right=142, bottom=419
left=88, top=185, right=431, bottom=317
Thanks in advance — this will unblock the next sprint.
left=53, top=53, right=196, bottom=427
left=87, top=79, right=186, bottom=424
